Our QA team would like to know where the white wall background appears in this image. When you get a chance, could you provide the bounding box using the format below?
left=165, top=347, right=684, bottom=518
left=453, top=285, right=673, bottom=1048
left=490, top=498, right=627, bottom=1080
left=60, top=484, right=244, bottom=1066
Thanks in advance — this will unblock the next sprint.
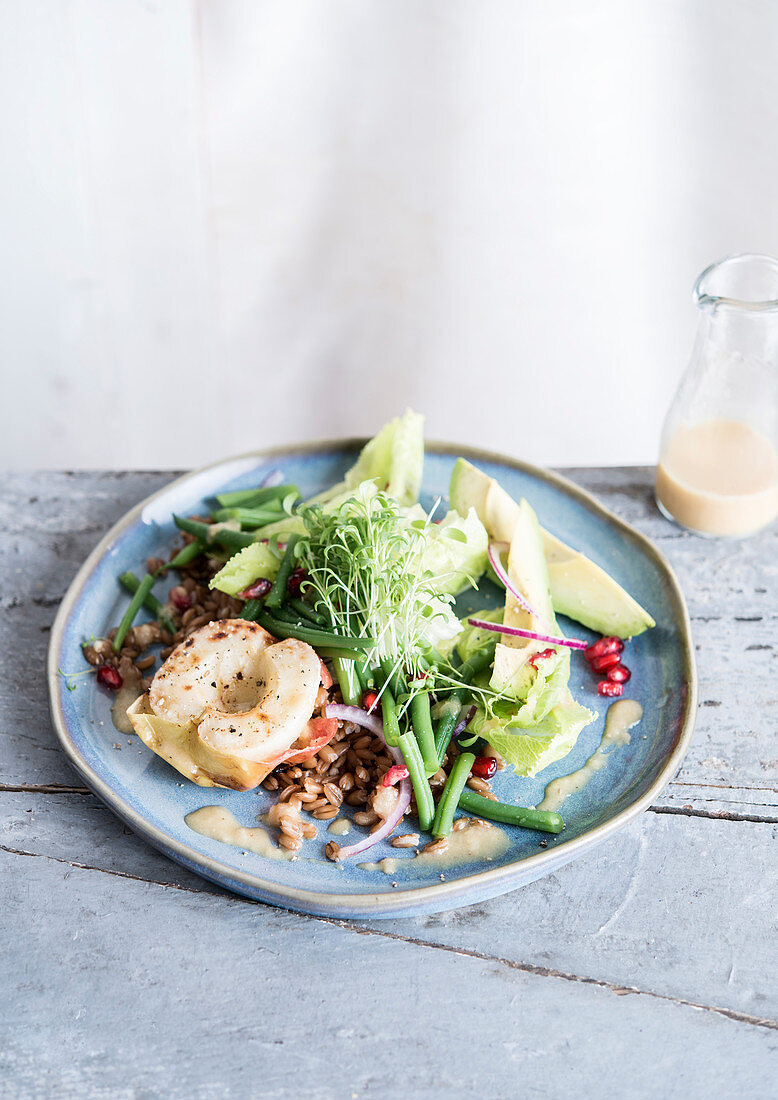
left=2, top=0, right=778, bottom=470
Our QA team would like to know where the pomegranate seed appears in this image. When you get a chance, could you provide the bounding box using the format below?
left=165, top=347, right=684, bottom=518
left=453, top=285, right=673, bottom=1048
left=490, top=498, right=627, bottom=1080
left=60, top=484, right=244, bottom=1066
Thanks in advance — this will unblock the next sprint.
left=382, top=764, right=410, bottom=787
left=528, top=647, right=557, bottom=668
left=471, top=756, right=497, bottom=780
left=286, top=567, right=307, bottom=597
left=97, top=666, right=123, bottom=690
left=591, top=651, right=621, bottom=673
left=237, top=578, right=272, bottom=601
left=607, top=663, right=632, bottom=684
left=362, top=690, right=379, bottom=711
left=584, top=636, right=624, bottom=662
left=597, top=680, right=623, bottom=697
left=168, top=585, right=192, bottom=611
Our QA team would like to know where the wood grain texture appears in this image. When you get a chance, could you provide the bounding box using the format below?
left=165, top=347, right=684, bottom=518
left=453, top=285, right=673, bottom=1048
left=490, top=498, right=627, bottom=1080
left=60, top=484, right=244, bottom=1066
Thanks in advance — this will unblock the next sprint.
left=1, top=468, right=777, bottom=1097
left=2, top=790, right=776, bottom=1022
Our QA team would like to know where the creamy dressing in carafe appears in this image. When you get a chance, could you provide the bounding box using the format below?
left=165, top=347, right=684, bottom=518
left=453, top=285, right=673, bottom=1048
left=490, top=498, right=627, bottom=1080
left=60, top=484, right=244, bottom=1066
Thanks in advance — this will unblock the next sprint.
left=655, top=419, right=778, bottom=536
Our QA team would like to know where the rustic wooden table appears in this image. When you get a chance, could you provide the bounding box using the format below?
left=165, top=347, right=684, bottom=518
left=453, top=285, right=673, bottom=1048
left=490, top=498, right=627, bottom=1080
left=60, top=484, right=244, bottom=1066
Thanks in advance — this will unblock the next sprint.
left=1, top=469, right=776, bottom=1099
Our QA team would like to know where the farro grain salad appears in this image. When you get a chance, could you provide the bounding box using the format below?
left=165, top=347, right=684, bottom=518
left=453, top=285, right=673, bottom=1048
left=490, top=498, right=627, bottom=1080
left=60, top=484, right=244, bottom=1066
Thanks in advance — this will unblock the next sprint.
left=79, top=412, right=655, bottom=863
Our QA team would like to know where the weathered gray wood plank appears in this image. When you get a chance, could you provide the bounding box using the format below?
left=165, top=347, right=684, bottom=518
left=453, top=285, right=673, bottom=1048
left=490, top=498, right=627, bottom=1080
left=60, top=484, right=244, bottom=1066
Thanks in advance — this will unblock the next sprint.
left=1, top=472, right=176, bottom=789
left=2, top=791, right=776, bottom=1024
left=1, top=846, right=776, bottom=1100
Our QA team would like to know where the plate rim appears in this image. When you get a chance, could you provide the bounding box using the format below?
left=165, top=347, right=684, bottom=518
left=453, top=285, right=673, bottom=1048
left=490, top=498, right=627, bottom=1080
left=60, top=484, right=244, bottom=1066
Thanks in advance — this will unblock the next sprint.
left=47, top=439, right=697, bottom=915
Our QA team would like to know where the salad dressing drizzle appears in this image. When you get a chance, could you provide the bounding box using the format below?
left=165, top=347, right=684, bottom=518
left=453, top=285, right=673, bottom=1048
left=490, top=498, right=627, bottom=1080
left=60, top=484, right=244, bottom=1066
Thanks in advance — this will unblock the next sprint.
left=359, top=821, right=510, bottom=874
left=536, top=699, right=643, bottom=812
left=185, top=806, right=294, bottom=861
left=111, top=684, right=144, bottom=735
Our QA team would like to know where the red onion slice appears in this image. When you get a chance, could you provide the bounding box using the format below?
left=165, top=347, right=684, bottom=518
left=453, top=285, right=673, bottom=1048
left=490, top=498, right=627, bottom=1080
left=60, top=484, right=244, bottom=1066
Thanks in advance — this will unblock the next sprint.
left=467, top=617, right=587, bottom=651
left=323, top=703, right=412, bottom=859
left=488, top=542, right=540, bottom=619
left=330, top=787, right=411, bottom=861
left=259, top=469, right=284, bottom=488
left=452, top=704, right=477, bottom=738
left=323, top=703, right=385, bottom=741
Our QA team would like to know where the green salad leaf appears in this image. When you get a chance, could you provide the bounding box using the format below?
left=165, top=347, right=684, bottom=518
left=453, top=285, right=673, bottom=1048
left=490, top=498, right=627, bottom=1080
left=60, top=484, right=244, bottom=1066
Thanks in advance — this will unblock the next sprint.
left=417, top=507, right=488, bottom=597
left=209, top=541, right=281, bottom=596
left=311, top=409, right=425, bottom=508
left=475, top=691, right=595, bottom=777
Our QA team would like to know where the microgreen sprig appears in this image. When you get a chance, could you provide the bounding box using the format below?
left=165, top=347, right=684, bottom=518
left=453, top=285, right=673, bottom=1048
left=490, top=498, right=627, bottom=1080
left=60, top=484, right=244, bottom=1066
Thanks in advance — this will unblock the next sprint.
left=295, top=488, right=455, bottom=708
left=58, top=666, right=95, bottom=692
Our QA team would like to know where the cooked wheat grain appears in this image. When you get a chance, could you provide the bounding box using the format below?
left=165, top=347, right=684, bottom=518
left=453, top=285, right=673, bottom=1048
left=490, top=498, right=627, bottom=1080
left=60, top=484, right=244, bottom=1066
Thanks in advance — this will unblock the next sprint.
left=391, top=834, right=420, bottom=848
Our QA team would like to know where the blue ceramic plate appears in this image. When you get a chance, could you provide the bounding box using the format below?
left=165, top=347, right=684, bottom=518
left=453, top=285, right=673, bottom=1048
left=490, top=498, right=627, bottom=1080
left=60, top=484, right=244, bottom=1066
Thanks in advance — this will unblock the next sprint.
left=48, top=442, right=696, bottom=919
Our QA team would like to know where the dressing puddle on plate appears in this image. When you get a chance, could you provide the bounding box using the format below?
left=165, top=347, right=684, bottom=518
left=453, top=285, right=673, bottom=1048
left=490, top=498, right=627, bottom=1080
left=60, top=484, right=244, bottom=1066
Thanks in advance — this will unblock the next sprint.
left=536, top=699, right=643, bottom=812
left=359, top=821, right=510, bottom=875
left=185, top=806, right=294, bottom=862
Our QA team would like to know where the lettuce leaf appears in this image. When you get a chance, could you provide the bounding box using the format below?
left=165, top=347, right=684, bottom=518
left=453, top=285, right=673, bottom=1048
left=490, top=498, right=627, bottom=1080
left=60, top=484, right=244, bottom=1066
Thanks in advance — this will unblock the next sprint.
left=473, top=690, right=595, bottom=777
left=209, top=541, right=280, bottom=596
left=419, top=507, right=488, bottom=597
left=345, top=409, right=424, bottom=505
left=454, top=607, right=503, bottom=662
left=312, top=410, right=425, bottom=508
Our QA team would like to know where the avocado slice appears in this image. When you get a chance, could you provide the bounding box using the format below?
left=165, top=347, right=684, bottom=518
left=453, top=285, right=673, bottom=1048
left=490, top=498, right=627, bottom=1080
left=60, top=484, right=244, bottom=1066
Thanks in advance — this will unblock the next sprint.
left=490, top=499, right=565, bottom=702
left=450, top=457, right=655, bottom=639
left=501, top=498, right=556, bottom=639
left=541, top=529, right=655, bottom=638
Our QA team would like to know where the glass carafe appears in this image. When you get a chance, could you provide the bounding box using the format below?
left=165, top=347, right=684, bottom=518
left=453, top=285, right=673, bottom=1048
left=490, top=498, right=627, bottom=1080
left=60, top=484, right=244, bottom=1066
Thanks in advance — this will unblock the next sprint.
left=655, top=254, right=778, bottom=536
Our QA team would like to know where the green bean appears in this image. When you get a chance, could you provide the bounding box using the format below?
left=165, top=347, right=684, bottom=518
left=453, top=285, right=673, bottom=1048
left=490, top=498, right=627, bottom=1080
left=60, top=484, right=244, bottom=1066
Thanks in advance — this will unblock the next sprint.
left=456, top=645, right=496, bottom=683
left=253, top=611, right=373, bottom=652
left=316, top=646, right=365, bottom=663
left=431, top=752, right=475, bottom=838
left=373, top=667, right=434, bottom=826
left=265, top=534, right=300, bottom=609
left=173, top=514, right=256, bottom=552
left=112, top=573, right=156, bottom=652
left=210, top=504, right=284, bottom=527
left=458, top=789, right=564, bottom=834
left=410, top=691, right=438, bottom=778
left=377, top=681, right=402, bottom=747
left=351, top=660, right=366, bottom=693
left=332, top=656, right=361, bottom=706
left=119, top=572, right=176, bottom=635
left=156, top=540, right=205, bottom=573
left=381, top=657, right=408, bottom=699
left=433, top=644, right=496, bottom=764
left=434, top=696, right=464, bottom=764
left=267, top=604, right=305, bottom=626
left=355, top=656, right=375, bottom=690
left=288, top=598, right=326, bottom=626
left=237, top=596, right=302, bottom=630
left=241, top=598, right=264, bottom=620
left=215, top=484, right=298, bottom=508
left=398, top=730, right=435, bottom=833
